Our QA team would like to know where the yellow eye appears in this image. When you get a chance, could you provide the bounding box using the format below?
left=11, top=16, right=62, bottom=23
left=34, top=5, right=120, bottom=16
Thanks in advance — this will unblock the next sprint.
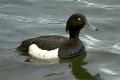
left=78, top=18, right=81, bottom=21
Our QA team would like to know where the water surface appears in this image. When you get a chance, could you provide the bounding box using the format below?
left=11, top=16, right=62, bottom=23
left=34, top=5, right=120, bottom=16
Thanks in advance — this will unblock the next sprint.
left=0, top=0, right=120, bottom=80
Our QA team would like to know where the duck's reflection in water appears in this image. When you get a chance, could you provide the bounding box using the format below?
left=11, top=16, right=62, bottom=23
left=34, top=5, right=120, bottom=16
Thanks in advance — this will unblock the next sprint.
left=68, top=54, right=102, bottom=80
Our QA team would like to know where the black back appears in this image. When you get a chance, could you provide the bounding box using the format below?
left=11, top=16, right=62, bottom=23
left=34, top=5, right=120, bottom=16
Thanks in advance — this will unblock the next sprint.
left=17, top=35, right=68, bottom=56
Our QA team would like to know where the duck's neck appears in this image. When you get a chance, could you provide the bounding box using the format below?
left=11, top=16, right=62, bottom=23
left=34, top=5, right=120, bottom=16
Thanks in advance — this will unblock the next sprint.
left=69, top=31, right=80, bottom=39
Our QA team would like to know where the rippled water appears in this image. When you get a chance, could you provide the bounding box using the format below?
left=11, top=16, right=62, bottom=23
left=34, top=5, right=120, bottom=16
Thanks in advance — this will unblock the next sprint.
left=0, top=0, right=120, bottom=80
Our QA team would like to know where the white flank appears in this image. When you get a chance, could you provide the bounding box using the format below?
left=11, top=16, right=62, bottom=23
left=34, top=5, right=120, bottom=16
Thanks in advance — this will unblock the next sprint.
left=29, top=44, right=59, bottom=60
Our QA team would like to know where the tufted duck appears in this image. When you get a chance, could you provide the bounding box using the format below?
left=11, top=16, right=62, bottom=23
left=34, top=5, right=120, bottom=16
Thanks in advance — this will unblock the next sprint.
left=17, top=13, right=97, bottom=60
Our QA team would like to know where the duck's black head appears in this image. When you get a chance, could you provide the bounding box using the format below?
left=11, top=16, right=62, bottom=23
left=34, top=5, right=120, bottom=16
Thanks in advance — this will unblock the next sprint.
left=66, top=13, right=86, bottom=38
left=66, top=13, right=97, bottom=38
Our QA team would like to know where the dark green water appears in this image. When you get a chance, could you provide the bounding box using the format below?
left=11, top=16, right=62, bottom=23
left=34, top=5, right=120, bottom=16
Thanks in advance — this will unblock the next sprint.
left=0, top=0, right=120, bottom=80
